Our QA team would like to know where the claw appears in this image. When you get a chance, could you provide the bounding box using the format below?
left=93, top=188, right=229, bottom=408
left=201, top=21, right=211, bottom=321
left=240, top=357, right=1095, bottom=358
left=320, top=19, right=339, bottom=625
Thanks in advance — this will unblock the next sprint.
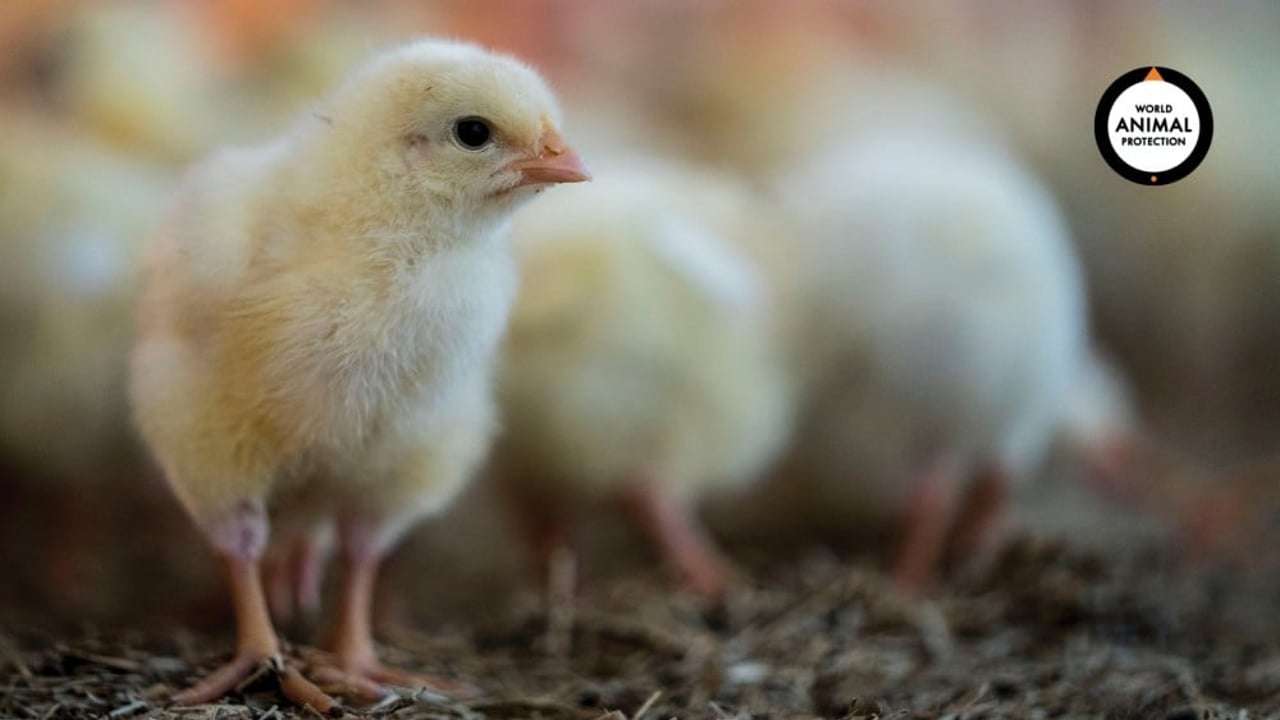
left=173, top=652, right=340, bottom=716
left=307, top=653, right=476, bottom=705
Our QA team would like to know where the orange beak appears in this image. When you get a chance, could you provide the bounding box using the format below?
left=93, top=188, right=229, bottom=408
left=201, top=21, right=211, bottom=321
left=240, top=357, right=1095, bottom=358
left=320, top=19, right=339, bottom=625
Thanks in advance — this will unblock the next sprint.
left=509, top=126, right=590, bottom=187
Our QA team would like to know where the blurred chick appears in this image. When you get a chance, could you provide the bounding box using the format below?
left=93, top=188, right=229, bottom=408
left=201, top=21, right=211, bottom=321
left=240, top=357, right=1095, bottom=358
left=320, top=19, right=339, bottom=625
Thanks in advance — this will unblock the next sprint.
left=0, top=111, right=170, bottom=606
left=130, top=39, right=587, bottom=708
left=496, top=157, right=793, bottom=603
left=55, top=1, right=224, bottom=164
left=919, top=1, right=1280, bottom=447
left=779, top=129, right=1087, bottom=593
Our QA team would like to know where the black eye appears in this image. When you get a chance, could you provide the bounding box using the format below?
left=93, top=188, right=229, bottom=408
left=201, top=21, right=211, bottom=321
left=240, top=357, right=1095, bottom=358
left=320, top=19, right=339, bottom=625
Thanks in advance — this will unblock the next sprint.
left=453, top=117, right=492, bottom=149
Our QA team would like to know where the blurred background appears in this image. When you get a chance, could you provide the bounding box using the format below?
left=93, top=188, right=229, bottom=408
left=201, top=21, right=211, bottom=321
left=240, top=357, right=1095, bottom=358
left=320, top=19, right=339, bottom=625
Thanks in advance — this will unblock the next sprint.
left=1, top=0, right=1278, bottom=630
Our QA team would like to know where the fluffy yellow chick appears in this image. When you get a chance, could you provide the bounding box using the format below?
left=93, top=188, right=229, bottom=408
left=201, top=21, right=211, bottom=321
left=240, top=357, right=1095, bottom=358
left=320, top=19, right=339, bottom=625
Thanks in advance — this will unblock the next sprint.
left=130, top=39, right=588, bottom=709
left=495, top=157, right=793, bottom=602
left=778, top=129, right=1087, bottom=593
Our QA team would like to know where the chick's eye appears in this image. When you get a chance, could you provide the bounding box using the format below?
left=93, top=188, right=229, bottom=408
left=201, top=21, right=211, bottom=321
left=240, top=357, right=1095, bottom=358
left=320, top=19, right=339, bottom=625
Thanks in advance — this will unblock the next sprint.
left=453, top=118, right=492, bottom=149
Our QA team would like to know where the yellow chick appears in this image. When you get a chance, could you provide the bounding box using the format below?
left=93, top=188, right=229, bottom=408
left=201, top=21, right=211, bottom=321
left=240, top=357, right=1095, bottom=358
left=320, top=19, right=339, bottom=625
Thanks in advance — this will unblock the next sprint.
left=129, top=39, right=588, bottom=709
left=495, top=157, right=793, bottom=603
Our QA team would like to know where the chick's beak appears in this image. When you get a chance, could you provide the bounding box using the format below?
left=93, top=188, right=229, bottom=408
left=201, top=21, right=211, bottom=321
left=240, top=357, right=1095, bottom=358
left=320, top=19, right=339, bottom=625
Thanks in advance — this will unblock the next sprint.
left=509, top=126, right=590, bottom=187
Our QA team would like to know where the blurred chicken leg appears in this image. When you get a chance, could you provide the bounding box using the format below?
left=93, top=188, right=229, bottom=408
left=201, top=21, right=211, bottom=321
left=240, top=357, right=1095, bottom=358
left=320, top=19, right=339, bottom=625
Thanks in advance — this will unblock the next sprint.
left=621, top=480, right=730, bottom=603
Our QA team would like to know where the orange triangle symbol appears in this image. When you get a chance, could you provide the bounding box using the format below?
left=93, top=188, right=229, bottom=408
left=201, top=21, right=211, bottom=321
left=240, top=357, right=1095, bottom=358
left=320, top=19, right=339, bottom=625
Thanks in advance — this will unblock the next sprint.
left=1145, top=67, right=1164, bottom=81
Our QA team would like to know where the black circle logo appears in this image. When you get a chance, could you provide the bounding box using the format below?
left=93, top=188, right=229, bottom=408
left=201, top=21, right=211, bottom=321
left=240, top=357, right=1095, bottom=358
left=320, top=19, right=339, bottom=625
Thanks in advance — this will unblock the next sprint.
left=1094, top=67, right=1213, bottom=186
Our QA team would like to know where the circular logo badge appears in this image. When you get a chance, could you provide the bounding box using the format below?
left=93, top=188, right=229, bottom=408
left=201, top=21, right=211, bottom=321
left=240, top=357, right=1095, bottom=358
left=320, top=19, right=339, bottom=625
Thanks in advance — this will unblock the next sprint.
left=1094, top=67, right=1212, bottom=185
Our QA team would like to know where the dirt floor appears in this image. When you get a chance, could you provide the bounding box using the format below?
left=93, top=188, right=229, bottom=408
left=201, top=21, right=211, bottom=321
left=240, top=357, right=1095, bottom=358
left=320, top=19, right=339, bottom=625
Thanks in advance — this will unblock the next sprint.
left=3, top=530, right=1279, bottom=720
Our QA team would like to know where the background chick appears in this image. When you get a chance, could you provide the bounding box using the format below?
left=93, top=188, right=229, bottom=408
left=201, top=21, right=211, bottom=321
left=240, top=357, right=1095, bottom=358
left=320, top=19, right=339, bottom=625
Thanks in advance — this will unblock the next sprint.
left=495, top=157, right=793, bottom=603
left=53, top=2, right=226, bottom=165
left=776, top=128, right=1087, bottom=592
left=129, top=39, right=587, bottom=708
left=0, top=109, right=171, bottom=610
left=905, top=1, right=1280, bottom=455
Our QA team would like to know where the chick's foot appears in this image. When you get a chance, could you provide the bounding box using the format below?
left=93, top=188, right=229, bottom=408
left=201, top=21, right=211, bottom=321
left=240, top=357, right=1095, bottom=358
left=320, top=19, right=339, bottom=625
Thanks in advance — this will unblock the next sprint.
left=946, top=462, right=1011, bottom=580
left=621, top=480, right=733, bottom=604
left=178, top=523, right=339, bottom=714
left=892, top=458, right=962, bottom=595
left=318, top=521, right=479, bottom=703
left=176, top=651, right=339, bottom=716
left=305, top=649, right=476, bottom=702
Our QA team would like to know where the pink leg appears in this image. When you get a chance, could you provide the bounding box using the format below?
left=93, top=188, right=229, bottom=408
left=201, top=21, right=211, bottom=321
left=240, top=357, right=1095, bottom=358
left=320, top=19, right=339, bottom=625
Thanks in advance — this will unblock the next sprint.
left=290, top=527, right=331, bottom=620
left=262, top=527, right=330, bottom=625
left=542, top=538, right=578, bottom=657
left=620, top=480, right=730, bottom=603
left=528, top=507, right=574, bottom=593
left=313, top=518, right=474, bottom=700
left=892, top=459, right=961, bottom=595
left=496, top=480, right=575, bottom=592
left=515, top=505, right=578, bottom=656
left=324, top=521, right=383, bottom=678
left=495, top=481, right=578, bottom=654
left=263, top=545, right=294, bottom=624
left=947, top=462, right=1010, bottom=571
left=177, top=502, right=337, bottom=714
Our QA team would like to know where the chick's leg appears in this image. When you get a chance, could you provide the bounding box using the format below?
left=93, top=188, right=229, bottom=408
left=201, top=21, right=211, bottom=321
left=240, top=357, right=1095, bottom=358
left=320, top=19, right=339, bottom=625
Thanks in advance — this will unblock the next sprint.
left=497, top=480, right=574, bottom=593
left=621, top=480, right=730, bottom=603
left=892, top=458, right=961, bottom=595
left=324, top=521, right=384, bottom=679
left=313, top=517, right=471, bottom=700
left=497, top=481, right=577, bottom=655
left=522, top=505, right=576, bottom=657
left=521, top=499, right=575, bottom=596
left=264, top=527, right=331, bottom=628
left=947, top=462, right=1010, bottom=574
left=263, top=545, right=294, bottom=624
left=178, top=502, right=336, bottom=713
left=291, top=528, right=331, bottom=622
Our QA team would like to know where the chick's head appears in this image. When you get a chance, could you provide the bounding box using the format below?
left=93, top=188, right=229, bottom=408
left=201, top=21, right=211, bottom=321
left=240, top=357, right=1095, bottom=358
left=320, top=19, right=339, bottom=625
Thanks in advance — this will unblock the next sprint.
left=316, top=39, right=589, bottom=224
